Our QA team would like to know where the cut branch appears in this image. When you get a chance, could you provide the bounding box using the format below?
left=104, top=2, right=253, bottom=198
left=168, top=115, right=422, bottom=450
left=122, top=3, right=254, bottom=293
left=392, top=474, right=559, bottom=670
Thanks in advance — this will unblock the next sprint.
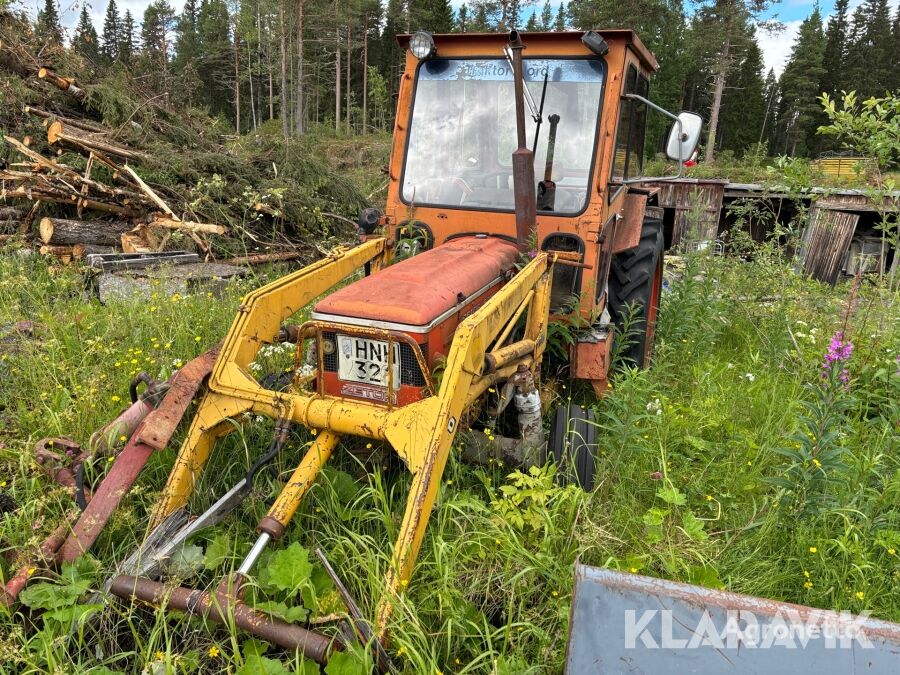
left=38, top=67, right=86, bottom=100
left=124, top=165, right=175, bottom=217
left=150, top=215, right=226, bottom=235
left=23, top=106, right=107, bottom=134
left=226, top=250, right=308, bottom=265
left=47, top=121, right=150, bottom=163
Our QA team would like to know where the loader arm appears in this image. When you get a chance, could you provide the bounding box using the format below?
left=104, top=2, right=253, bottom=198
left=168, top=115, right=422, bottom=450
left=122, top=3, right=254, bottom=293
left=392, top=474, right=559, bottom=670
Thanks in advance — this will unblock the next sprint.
left=132, top=236, right=554, bottom=654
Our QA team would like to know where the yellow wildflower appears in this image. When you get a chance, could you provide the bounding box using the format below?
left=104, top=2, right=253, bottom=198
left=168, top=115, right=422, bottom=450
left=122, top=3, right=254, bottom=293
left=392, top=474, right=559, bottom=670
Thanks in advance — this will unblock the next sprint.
left=809, top=546, right=817, bottom=553
left=208, top=646, right=219, bottom=658
left=855, top=591, right=864, bottom=600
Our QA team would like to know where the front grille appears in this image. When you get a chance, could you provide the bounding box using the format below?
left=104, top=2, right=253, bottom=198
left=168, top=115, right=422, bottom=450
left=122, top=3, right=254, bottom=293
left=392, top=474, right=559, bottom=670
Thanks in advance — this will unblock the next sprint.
left=399, top=341, right=427, bottom=387
left=322, top=331, right=339, bottom=372
left=322, top=331, right=427, bottom=387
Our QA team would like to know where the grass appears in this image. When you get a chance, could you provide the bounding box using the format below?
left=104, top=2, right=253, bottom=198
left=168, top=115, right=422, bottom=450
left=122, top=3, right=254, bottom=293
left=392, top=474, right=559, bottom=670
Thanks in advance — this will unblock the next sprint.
left=0, top=240, right=898, bottom=674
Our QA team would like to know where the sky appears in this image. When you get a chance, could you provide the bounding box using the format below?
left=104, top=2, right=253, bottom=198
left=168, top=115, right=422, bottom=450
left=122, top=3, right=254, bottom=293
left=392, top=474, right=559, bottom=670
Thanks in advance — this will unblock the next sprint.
left=23, top=0, right=900, bottom=76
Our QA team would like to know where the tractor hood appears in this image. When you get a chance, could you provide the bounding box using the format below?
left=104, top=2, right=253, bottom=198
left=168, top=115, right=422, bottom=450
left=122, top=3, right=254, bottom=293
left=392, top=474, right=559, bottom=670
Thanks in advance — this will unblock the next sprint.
left=312, top=236, right=519, bottom=329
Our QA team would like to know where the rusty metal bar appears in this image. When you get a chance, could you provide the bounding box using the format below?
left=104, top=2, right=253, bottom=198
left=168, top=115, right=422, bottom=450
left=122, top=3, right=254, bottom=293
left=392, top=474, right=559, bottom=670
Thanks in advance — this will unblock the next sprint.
left=508, top=30, right=537, bottom=249
left=0, top=523, right=68, bottom=607
left=109, top=575, right=338, bottom=664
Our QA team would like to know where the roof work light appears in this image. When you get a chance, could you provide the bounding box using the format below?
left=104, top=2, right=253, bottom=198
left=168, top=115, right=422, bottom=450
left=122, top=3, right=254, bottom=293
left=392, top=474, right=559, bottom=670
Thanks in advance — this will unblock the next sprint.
left=410, top=31, right=436, bottom=60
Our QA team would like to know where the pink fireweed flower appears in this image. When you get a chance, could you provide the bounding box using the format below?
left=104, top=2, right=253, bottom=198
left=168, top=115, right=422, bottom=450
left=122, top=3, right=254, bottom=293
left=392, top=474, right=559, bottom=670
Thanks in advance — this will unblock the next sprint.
left=821, top=331, right=853, bottom=384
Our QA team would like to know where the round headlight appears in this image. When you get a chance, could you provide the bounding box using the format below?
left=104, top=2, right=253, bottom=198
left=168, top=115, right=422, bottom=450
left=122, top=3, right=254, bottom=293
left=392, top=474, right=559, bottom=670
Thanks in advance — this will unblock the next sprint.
left=409, top=31, right=436, bottom=60
left=322, top=338, right=335, bottom=355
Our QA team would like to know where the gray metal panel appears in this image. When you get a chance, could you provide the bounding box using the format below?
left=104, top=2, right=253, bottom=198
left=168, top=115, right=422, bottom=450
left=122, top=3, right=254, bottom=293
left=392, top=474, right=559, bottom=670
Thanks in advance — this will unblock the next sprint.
left=566, top=564, right=900, bottom=674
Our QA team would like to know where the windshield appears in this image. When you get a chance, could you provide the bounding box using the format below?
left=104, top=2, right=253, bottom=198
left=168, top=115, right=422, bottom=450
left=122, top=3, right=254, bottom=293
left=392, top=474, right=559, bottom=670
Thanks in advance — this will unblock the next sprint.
left=402, top=58, right=605, bottom=215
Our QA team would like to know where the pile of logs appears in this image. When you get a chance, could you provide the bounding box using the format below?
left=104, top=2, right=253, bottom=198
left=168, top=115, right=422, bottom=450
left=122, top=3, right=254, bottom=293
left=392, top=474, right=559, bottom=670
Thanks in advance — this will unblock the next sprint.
left=1, top=28, right=314, bottom=268
left=0, top=104, right=228, bottom=261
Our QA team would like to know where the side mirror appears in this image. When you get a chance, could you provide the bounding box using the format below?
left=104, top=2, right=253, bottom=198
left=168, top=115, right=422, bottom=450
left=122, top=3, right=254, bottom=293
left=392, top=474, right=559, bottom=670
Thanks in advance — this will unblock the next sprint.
left=665, top=112, right=703, bottom=162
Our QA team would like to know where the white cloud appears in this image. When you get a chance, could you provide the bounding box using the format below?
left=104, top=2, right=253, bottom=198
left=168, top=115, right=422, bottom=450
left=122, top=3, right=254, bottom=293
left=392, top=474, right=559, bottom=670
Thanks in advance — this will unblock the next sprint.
left=757, top=19, right=801, bottom=77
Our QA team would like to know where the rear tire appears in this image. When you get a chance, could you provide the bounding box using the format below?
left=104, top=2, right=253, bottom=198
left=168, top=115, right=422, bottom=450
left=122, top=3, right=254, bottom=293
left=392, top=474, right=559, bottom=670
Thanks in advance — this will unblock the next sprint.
left=549, top=404, right=597, bottom=491
left=608, top=217, right=664, bottom=368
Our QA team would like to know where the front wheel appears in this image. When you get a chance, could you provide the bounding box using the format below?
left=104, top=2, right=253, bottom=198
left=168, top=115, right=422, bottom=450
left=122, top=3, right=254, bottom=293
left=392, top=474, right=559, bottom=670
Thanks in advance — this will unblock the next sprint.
left=549, top=404, right=597, bottom=491
left=608, top=217, right=664, bottom=368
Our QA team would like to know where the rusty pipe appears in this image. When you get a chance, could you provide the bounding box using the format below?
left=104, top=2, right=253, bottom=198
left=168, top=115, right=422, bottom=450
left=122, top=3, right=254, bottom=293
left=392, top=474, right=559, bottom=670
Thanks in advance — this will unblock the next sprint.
left=508, top=30, right=537, bottom=250
left=1, top=523, right=69, bottom=607
left=89, top=373, right=167, bottom=456
left=110, top=575, right=338, bottom=664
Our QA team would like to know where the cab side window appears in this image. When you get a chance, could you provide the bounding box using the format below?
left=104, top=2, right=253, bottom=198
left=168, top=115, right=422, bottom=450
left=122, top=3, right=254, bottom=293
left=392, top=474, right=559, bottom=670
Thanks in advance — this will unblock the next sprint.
left=612, top=63, right=650, bottom=180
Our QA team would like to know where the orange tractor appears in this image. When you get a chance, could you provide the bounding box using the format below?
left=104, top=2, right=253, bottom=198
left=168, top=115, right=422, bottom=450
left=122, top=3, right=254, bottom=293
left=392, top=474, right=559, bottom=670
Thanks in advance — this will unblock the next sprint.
left=96, top=29, right=701, bottom=667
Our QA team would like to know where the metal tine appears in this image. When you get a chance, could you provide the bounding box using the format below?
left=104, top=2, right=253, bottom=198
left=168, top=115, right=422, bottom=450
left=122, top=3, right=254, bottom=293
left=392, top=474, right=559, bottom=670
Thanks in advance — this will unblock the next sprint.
left=315, top=547, right=397, bottom=674
left=101, top=419, right=291, bottom=593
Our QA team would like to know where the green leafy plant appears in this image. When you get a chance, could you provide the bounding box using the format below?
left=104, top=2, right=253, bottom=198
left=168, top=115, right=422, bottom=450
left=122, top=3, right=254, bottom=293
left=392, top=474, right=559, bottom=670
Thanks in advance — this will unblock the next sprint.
left=491, top=464, right=583, bottom=534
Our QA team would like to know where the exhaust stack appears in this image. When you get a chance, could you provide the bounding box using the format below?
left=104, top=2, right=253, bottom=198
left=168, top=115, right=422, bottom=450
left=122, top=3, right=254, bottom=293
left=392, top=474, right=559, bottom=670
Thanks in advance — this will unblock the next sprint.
left=508, top=30, right=537, bottom=251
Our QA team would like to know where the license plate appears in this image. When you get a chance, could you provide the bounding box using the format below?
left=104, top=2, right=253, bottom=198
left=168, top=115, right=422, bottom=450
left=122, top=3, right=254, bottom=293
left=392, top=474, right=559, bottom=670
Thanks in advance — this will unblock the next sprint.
left=337, top=335, right=401, bottom=389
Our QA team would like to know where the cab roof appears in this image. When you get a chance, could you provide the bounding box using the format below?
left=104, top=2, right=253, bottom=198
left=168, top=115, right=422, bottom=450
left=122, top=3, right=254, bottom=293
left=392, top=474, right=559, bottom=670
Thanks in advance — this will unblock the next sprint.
left=397, top=30, right=659, bottom=73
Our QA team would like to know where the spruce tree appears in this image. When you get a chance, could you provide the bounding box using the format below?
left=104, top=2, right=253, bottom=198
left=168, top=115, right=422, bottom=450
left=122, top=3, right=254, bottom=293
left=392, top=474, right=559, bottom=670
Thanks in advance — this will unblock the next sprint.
left=196, top=0, right=232, bottom=118
left=892, top=8, right=900, bottom=91
left=119, top=10, right=137, bottom=65
left=411, top=0, right=454, bottom=32
left=457, top=3, right=469, bottom=31
left=36, top=0, right=63, bottom=45
left=101, top=0, right=121, bottom=62
left=718, top=25, right=766, bottom=154
left=175, top=0, right=201, bottom=64
left=776, top=5, right=826, bottom=155
left=820, top=0, right=849, bottom=97
left=865, top=0, right=894, bottom=96
left=73, top=5, right=100, bottom=62
left=554, top=2, right=566, bottom=31
left=760, top=68, right=779, bottom=150
left=470, top=4, right=490, bottom=31
left=380, top=0, right=406, bottom=98
left=525, top=10, right=538, bottom=30
left=843, top=0, right=892, bottom=98
left=539, top=0, right=552, bottom=30
left=141, top=0, right=175, bottom=97
left=508, top=0, right=521, bottom=27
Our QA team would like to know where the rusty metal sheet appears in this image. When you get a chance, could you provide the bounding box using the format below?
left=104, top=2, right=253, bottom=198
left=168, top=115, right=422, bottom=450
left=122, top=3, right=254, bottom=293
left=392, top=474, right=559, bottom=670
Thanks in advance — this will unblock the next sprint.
left=613, top=192, right=646, bottom=254
left=566, top=564, right=900, bottom=673
left=799, top=207, right=860, bottom=286
left=646, top=179, right=725, bottom=248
